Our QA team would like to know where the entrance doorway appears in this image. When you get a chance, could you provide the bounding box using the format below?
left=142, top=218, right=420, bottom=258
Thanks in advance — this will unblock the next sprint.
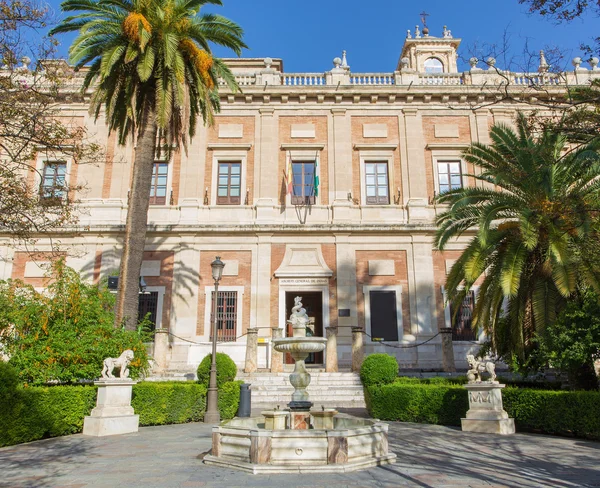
left=285, top=291, right=323, bottom=365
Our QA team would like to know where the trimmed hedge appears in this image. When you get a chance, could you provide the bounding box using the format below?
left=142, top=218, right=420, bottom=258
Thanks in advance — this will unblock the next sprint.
left=365, top=383, right=600, bottom=439
left=132, top=382, right=207, bottom=426
left=0, top=381, right=208, bottom=447
left=197, top=353, right=237, bottom=388
left=360, top=353, right=399, bottom=386
left=219, top=380, right=243, bottom=420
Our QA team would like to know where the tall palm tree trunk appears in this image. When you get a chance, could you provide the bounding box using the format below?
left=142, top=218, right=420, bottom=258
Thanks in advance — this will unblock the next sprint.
left=114, top=104, right=157, bottom=330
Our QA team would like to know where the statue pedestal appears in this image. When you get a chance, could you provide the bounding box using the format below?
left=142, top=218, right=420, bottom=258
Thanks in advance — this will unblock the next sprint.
left=461, top=383, right=515, bottom=435
left=83, top=379, right=139, bottom=436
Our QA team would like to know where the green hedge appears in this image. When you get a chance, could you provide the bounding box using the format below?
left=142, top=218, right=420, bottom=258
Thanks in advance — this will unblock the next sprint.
left=197, top=353, right=237, bottom=388
left=0, top=381, right=208, bottom=447
left=219, top=380, right=243, bottom=420
left=132, top=382, right=207, bottom=426
left=365, top=383, right=600, bottom=439
left=360, top=354, right=399, bottom=386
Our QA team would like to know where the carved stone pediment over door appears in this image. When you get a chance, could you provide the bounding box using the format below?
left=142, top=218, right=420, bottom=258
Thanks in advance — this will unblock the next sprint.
left=274, top=245, right=333, bottom=278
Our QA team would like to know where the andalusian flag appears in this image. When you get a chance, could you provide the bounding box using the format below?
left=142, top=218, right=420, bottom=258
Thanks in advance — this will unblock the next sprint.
left=314, top=161, right=319, bottom=197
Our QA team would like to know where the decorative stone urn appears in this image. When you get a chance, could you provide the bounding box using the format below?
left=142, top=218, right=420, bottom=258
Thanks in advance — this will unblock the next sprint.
left=272, top=296, right=327, bottom=412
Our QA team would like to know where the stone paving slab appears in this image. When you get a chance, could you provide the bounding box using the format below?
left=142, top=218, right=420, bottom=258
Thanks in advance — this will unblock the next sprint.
left=1, top=420, right=599, bottom=488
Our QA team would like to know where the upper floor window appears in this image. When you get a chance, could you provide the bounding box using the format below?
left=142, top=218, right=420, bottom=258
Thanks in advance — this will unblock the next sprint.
left=450, top=290, right=476, bottom=341
left=291, top=161, right=316, bottom=205
left=41, top=161, right=67, bottom=200
left=424, top=57, right=444, bottom=74
left=149, top=162, right=168, bottom=205
left=217, top=161, right=241, bottom=205
left=437, top=161, right=462, bottom=194
left=365, top=161, right=389, bottom=205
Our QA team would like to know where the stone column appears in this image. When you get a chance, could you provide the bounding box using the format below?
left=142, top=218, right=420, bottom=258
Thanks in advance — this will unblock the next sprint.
left=403, top=108, right=429, bottom=221
left=255, top=108, right=278, bottom=221
left=440, top=327, right=456, bottom=372
left=244, top=328, right=259, bottom=373
left=270, top=327, right=284, bottom=373
left=326, top=326, right=339, bottom=372
left=153, top=328, right=169, bottom=373
left=351, top=327, right=364, bottom=373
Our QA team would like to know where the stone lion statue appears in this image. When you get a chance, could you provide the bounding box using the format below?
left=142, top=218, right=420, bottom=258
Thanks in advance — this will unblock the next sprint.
left=466, top=354, right=497, bottom=384
left=101, top=349, right=134, bottom=379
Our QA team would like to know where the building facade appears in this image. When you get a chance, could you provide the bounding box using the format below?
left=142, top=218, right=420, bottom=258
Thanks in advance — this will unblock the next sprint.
left=2, top=27, right=599, bottom=373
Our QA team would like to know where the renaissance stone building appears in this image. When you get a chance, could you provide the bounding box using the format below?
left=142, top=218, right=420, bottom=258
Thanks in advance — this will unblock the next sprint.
left=2, top=27, right=599, bottom=374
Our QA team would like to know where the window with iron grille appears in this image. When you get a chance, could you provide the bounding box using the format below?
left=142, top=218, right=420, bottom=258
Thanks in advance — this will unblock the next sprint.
left=437, top=161, right=462, bottom=194
left=149, top=162, right=168, bottom=205
left=210, top=291, right=238, bottom=342
left=138, top=291, right=158, bottom=334
left=450, top=290, right=476, bottom=341
left=365, top=162, right=390, bottom=204
left=291, top=161, right=315, bottom=205
left=217, top=161, right=241, bottom=205
left=41, top=161, right=67, bottom=200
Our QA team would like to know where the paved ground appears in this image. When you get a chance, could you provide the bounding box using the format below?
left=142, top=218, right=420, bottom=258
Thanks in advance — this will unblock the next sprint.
left=1, top=418, right=599, bottom=488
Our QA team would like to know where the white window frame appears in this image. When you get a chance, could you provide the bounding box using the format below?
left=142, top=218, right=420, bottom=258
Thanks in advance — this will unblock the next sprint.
left=149, top=158, right=173, bottom=206
left=36, top=156, right=73, bottom=201
left=359, top=150, right=396, bottom=206
left=203, top=285, right=245, bottom=341
left=440, top=285, right=483, bottom=342
left=285, top=150, right=321, bottom=206
left=211, top=151, right=248, bottom=206
left=362, top=285, right=403, bottom=344
left=431, top=150, right=468, bottom=197
left=141, top=286, right=166, bottom=329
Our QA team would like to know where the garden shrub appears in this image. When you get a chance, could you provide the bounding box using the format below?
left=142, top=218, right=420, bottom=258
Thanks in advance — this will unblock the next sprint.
left=0, top=261, right=150, bottom=385
left=132, top=382, right=207, bottom=426
left=360, top=353, right=399, bottom=386
left=196, top=352, right=237, bottom=388
left=219, top=380, right=243, bottom=420
left=0, top=384, right=97, bottom=447
left=365, top=382, right=600, bottom=439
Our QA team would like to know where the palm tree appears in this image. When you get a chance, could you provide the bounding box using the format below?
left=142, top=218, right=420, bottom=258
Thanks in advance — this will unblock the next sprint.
left=434, top=113, right=600, bottom=361
left=51, top=0, right=246, bottom=328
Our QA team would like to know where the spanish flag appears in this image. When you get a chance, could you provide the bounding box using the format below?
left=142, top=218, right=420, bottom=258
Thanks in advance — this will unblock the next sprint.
left=286, top=159, right=293, bottom=195
left=314, top=161, right=319, bottom=197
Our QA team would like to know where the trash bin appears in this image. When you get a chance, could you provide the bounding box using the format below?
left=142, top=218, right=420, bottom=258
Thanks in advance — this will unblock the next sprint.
left=238, top=383, right=251, bottom=417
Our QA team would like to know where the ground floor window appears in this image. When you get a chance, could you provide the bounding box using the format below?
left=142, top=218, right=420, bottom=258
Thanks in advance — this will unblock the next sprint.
left=369, top=290, right=399, bottom=341
left=138, top=291, right=159, bottom=333
left=210, top=290, right=238, bottom=342
left=450, top=290, right=476, bottom=341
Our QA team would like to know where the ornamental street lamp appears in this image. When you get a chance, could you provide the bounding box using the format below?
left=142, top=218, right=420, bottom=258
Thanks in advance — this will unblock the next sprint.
left=204, top=256, right=225, bottom=424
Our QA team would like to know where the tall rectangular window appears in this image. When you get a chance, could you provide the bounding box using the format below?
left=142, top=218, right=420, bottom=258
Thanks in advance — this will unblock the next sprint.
left=149, top=162, right=168, bottom=205
left=217, top=161, right=241, bottom=205
left=365, top=162, right=389, bottom=204
left=369, top=291, right=399, bottom=341
left=138, top=291, right=159, bottom=334
left=210, top=291, right=238, bottom=342
left=437, top=161, right=462, bottom=194
left=450, top=290, right=476, bottom=341
left=41, top=161, right=67, bottom=200
left=291, top=161, right=316, bottom=205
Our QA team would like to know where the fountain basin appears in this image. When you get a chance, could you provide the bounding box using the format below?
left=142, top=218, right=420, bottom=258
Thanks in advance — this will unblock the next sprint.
left=272, top=337, right=327, bottom=354
left=204, top=414, right=396, bottom=474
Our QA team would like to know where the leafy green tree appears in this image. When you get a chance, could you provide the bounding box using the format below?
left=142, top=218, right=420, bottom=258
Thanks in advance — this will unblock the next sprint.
left=0, top=260, right=150, bottom=385
left=50, top=0, right=246, bottom=329
left=531, top=289, right=600, bottom=390
left=435, top=113, right=600, bottom=361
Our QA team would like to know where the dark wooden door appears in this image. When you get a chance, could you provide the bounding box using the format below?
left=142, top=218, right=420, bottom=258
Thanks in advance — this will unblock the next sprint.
left=369, top=291, right=398, bottom=342
left=285, top=291, right=323, bottom=365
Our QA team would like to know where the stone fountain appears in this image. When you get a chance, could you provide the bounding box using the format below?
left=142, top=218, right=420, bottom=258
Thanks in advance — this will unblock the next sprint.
left=203, top=296, right=396, bottom=473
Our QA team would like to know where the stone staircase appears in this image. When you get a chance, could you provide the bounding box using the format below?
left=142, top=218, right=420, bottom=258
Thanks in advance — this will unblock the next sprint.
left=236, top=371, right=366, bottom=409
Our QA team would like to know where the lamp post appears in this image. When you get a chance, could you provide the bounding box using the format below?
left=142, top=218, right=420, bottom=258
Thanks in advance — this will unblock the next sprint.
left=204, top=256, right=225, bottom=424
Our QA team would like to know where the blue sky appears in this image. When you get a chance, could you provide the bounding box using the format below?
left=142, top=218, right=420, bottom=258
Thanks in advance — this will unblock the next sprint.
left=45, top=0, right=598, bottom=73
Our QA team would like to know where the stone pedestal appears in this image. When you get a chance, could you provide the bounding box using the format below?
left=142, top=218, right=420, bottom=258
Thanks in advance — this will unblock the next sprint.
left=311, top=408, right=338, bottom=430
left=351, top=327, right=364, bottom=372
left=289, top=411, right=311, bottom=430
left=83, top=380, right=139, bottom=436
left=461, top=383, right=515, bottom=435
left=153, top=328, right=169, bottom=373
left=326, top=326, right=339, bottom=372
left=440, top=327, right=456, bottom=372
left=244, top=328, right=258, bottom=373
left=270, top=327, right=284, bottom=373
left=262, top=410, right=288, bottom=430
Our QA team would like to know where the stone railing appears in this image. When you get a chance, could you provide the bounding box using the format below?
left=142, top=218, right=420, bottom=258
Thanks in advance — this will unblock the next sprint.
left=418, top=73, right=464, bottom=85
left=349, top=73, right=395, bottom=85
left=282, top=73, right=327, bottom=86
